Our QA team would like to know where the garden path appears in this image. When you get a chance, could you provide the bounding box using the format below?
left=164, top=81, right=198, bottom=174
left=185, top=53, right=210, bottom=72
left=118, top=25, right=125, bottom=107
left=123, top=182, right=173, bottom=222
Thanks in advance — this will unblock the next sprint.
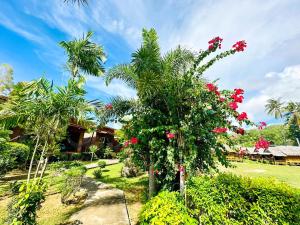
left=70, top=176, right=130, bottom=225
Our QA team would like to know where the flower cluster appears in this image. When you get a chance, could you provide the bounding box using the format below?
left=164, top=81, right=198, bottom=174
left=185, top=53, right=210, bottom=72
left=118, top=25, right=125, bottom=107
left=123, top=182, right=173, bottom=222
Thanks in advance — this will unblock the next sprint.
left=105, top=103, right=113, bottom=110
left=232, top=40, right=247, bottom=52
left=258, top=121, right=267, bottom=130
left=237, top=112, right=248, bottom=121
left=206, top=83, right=221, bottom=97
left=123, top=137, right=138, bottom=147
left=255, top=137, right=270, bottom=150
left=212, top=127, right=227, bottom=133
left=208, top=36, right=223, bottom=50
left=166, top=131, right=175, bottom=139
left=229, top=88, right=244, bottom=109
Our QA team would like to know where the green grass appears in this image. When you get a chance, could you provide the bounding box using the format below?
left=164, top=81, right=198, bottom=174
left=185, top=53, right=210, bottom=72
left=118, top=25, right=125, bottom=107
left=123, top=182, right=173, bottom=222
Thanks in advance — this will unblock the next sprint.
left=220, top=160, right=300, bottom=188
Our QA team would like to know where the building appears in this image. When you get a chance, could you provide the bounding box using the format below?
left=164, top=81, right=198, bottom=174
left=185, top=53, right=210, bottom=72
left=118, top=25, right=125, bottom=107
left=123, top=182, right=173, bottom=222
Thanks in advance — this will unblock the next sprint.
left=246, top=146, right=300, bottom=165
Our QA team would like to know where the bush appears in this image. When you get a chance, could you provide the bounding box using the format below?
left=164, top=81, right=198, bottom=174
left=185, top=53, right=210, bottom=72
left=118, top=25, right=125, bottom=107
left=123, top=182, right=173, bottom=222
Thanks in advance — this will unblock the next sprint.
left=49, top=161, right=84, bottom=171
left=139, top=191, right=198, bottom=225
left=103, top=146, right=114, bottom=159
left=71, top=153, right=82, bottom=160
left=97, top=160, right=106, bottom=168
left=121, top=158, right=139, bottom=178
left=93, top=168, right=102, bottom=179
left=7, top=181, right=46, bottom=225
left=59, top=166, right=87, bottom=204
left=187, top=173, right=300, bottom=225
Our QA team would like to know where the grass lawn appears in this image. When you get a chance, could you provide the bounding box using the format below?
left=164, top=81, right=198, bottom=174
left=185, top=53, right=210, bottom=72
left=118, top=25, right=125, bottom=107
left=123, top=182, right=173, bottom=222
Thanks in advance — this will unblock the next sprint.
left=220, top=160, right=300, bottom=188
left=86, top=163, right=148, bottom=224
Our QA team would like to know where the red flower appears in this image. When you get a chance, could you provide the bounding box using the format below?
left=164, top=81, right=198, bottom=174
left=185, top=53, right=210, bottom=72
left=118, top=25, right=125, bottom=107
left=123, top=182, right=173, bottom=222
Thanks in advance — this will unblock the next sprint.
left=212, top=127, right=227, bottom=133
left=166, top=132, right=175, bottom=139
left=258, top=121, right=267, bottom=130
left=237, top=112, right=248, bottom=121
left=231, top=94, right=244, bottom=103
left=228, top=102, right=238, bottom=110
left=123, top=141, right=130, bottom=147
left=208, top=37, right=223, bottom=50
left=234, top=88, right=244, bottom=95
left=105, top=103, right=113, bottom=110
left=206, top=83, right=217, bottom=92
left=130, top=137, right=138, bottom=144
left=232, top=40, right=247, bottom=52
left=214, top=90, right=221, bottom=96
left=236, top=128, right=245, bottom=135
left=255, top=137, right=270, bottom=150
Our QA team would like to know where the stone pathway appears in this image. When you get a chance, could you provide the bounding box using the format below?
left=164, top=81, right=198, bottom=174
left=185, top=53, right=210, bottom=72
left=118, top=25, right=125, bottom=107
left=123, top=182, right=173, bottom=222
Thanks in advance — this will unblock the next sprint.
left=70, top=177, right=130, bottom=225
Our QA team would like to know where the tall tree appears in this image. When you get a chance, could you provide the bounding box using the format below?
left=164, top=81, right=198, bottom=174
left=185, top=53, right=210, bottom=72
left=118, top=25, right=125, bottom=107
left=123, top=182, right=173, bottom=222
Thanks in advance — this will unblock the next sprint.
left=60, top=31, right=106, bottom=78
left=265, top=98, right=284, bottom=119
left=105, top=29, right=250, bottom=197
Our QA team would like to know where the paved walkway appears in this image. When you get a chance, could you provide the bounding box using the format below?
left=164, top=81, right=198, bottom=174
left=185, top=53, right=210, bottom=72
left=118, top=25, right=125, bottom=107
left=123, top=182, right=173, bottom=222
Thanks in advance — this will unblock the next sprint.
left=70, top=177, right=130, bottom=225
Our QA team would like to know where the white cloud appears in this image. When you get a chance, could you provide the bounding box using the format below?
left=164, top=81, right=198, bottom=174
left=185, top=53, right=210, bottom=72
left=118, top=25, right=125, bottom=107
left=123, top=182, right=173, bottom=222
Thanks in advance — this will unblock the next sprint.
left=240, top=65, right=300, bottom=122
left=86, top=76, right=136, bottom=99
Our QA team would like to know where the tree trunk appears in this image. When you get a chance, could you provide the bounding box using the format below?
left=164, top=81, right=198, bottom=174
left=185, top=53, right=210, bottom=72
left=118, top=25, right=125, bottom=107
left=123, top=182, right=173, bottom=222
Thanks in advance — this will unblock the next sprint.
left=148, top=154, right=156, bottom=198
left=179, top=164, right=185, bottom=196
left=178, top=131, right=185, bottom=196
left=27, top=135, right=40, bottom=183
left=34, top=141, right=47, bottom=179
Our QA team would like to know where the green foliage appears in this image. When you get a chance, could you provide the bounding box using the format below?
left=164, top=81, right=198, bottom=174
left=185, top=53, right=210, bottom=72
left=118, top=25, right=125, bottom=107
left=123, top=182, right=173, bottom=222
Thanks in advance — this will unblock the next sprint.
left=187, top=173, right=300, bottom=225
left=48, top=160, right=84, bottom=171
left=103, top=146, right=114, bottom=159
left=59, top=166, right=87, bottom=204
left=8, top=181, right=46, bottom=225
left=97, top=160, right=106, bottom=168
left=0, top=130, right=30, bottom=177
left=70, top=153, right=82, bottom=160
left=235, top=125, right=292, bottom=147
left=139, top=191, right=198, bottom=225
left=92, top=168, right=102, bottom=179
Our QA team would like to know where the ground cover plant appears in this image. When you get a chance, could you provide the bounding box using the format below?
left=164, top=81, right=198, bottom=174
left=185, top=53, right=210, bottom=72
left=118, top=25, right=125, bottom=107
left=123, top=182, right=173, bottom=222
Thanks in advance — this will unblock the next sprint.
left=141, top=173, right=300, bottom=225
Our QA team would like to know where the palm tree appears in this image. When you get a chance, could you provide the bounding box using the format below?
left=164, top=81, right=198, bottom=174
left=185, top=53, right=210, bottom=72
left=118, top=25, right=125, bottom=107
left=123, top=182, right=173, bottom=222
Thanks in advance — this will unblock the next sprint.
left=265, top=98, right=284, bottom=119
left=63, top=0, right=88, bottom=6
left=60, top=31, right=106, bottom=78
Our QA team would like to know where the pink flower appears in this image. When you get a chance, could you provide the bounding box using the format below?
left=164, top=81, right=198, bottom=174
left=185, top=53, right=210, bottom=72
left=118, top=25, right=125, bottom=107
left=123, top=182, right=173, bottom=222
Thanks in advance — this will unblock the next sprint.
left=130, top=137, right=138, bottom=144
left=234, top=88, right=244, bottom=95
left=258, top=122, right=267, bottom=130
left=232, top=40, right=247, bottom=52
left=206, top=83, right=217, bottom=92
left=237, top=112, right=248, bottom=121
left=219, top=97, right=226, bottom=102
left=166, top=132, right=175, bottom=139
left=255, top=137, right=270, bottom=150
left=231, top=94, right=244, bottom=103
left=208, top=37, right=223, bottom=50
left=212, top=127, right=228, bottom=133
left=105, top=103, right=113, bottom=110
left=228, top=102, right=238, bottom=110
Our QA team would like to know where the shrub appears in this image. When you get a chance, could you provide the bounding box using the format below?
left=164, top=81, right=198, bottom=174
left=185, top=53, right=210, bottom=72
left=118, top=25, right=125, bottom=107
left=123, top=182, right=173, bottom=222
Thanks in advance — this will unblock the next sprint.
left=121, top=158, right=139, bottom=177
left=59, top=166, right=87, bottom=204
left=103, top=146, right=114, bottom=159
left=7, top=181, right=46, bottom=225
left=49, top=161, right=84, bottom=171
left=97, top=160, right=106, bottom=168
left=187, top=173, right=300, bottom=225
left=93, top=168, right=102, bottom=179
left=71, top=153, right=82, bottom=160
left=139, top=191, right=198, bottom=225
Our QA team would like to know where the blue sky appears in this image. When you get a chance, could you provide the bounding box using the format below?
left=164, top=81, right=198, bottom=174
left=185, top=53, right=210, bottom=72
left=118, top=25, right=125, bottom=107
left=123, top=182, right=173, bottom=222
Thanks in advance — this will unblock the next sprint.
left=1, top=0, right=300, bottom=126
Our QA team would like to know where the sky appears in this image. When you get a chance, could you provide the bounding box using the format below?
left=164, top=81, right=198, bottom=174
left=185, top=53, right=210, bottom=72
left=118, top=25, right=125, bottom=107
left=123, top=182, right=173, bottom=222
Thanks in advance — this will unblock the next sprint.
left=1, top=0, right=300, bottom=128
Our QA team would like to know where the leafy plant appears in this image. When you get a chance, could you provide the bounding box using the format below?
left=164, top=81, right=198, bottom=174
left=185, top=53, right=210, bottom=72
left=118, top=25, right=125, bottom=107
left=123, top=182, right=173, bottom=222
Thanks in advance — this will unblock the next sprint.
left=92, top=168, right=102, bottom=179
left=89, top=145, right=98, bottom=161
left=97, top=160, right=106, bottom=168
left=8, top=181, right=46, bottom=225
left=103, top=146, right=114, bottom=159
left=187, top=173, right=300, bottom=225
left=139, top=191, right=198, bottom=225
left=59, top=166, right=87, bottom=204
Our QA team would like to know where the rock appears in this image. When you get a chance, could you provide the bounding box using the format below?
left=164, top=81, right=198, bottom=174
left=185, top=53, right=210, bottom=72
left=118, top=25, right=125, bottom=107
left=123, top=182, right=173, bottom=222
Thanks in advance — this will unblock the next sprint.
left=121, top=166, right=138, bottom=177
left=63, top=188, right=88, bottom=205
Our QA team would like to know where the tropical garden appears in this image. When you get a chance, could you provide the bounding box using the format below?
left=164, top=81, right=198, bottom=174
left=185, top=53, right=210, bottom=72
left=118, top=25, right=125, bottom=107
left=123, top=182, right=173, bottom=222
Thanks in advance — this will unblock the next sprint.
left=0, top=2, right=300, bottom=224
